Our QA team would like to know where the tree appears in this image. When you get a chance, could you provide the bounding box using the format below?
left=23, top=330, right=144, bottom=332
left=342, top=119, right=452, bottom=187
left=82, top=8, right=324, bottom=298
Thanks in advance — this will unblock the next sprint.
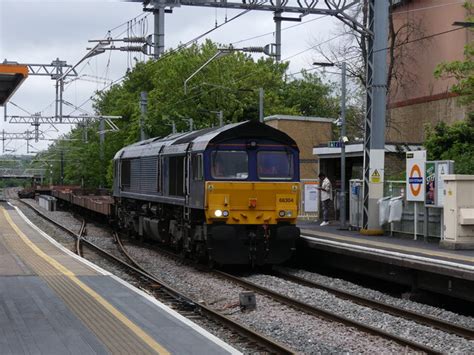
left=39, top=40, right=339, bottom=188
left=425, top=121, right=474, bottom=174
left=426, top=2, right=474, bottom=174
left=434, top=2, right=473, bottom=117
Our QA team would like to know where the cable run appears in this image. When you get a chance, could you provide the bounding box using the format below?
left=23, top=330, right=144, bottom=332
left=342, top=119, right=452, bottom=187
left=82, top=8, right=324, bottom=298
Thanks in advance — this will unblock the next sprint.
left=282, top=33, right=347, bottom=61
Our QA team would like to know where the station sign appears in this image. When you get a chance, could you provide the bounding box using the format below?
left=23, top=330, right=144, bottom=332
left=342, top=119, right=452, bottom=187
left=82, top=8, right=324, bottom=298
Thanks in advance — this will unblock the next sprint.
left=406, top=150, right=426, bottom=202
left=425, top=160, right=454, bottom=208
left=327, top=141, right=342, bottom=148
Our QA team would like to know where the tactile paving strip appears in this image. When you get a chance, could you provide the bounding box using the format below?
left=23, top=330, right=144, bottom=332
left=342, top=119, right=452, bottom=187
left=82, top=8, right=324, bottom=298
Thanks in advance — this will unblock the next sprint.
left=0, top=208, right=169, bottom=354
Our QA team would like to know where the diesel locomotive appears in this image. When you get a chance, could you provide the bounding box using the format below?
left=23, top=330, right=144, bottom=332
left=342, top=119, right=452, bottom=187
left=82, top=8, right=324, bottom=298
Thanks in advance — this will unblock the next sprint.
left=112, top=120, right=300, bottom=266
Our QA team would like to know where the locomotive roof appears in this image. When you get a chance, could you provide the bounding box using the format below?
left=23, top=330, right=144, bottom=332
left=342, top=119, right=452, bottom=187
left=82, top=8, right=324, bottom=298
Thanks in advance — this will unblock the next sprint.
left=114, top=120, right=298, bottom=159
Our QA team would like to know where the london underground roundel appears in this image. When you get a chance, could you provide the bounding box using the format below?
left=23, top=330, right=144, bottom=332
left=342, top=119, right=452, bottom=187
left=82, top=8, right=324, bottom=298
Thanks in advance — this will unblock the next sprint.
left=409, top=164, right=423, bottom=197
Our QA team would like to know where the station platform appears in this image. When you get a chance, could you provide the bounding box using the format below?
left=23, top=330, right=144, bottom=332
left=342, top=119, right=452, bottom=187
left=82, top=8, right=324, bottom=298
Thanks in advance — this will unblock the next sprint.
left=296, top=221, right=474, bottom=302
left=297, top=221, right=474, bottom=281
left=0, top=202, right=238, bottom=355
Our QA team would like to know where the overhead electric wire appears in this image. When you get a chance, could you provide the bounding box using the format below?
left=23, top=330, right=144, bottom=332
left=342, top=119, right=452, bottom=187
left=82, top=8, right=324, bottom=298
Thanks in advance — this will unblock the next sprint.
left=282, top=32, right=347, bottom=61
left=64, top=3, right=468, bottom=120
left=67, top=4, right=261, bottom=115
left=329, top=26, right=466, bottom=66
left=231, top=14, right=328, bottom=45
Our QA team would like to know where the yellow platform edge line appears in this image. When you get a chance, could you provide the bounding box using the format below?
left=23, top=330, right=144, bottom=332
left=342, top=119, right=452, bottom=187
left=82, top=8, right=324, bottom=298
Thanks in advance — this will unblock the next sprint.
left=1, top=207, right=170, bottom=355
left=301, top=228, right=474, bottom=264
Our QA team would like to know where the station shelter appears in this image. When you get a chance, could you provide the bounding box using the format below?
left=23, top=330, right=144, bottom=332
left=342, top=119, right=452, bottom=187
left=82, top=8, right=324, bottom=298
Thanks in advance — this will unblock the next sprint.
left=0, top=62, right=28, bottom=106
left=313, top=142, right=423, bottom=220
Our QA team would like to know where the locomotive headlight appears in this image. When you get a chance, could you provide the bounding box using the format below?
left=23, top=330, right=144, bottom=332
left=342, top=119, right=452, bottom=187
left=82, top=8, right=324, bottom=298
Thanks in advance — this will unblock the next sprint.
left=214, top=209, right=223, bottom=217
left=222, top=210, right=229, bottom=217
left=286, top=210, right=292, bottom=217
left=279, top=210, right=286, bottom=217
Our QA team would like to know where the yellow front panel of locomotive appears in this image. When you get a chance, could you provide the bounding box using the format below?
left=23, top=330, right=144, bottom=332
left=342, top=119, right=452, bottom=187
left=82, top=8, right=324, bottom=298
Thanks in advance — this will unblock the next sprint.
left=205, top=181, right=299, bottom=225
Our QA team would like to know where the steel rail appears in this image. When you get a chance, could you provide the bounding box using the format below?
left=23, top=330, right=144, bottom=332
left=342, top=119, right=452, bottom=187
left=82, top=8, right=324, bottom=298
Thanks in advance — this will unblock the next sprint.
left=75, top=219, right=86, bottom=257
left=16, top=199, right=294, bottom=355
left=213, top=270, right=442, bottom=355
left=273, top=270, right=474, bottom=340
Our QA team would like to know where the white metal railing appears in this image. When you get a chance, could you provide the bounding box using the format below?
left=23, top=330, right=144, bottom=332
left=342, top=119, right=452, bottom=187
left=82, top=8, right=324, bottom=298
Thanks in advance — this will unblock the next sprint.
left=349, top=179, right=442, bottom=238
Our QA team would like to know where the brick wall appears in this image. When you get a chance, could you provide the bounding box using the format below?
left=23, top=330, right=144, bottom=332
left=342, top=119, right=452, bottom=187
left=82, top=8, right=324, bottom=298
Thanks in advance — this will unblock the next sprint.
left=387, top=95, right=467, bottom=143
left=266, top=119, right=333, bottom=179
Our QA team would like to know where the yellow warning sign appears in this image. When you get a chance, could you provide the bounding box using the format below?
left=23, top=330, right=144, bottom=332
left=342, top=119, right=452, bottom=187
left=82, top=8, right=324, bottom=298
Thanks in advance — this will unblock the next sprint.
left=371, top=169, right=381, bottom=183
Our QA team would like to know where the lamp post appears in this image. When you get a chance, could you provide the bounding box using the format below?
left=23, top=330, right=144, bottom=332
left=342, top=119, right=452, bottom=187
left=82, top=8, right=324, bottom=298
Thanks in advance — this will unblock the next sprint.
left=313, top=61, right=347, bottom=229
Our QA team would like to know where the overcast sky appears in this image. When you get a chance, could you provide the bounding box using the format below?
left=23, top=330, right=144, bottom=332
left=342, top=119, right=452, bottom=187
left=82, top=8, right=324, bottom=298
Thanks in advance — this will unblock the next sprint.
left=0, top=0, right=341, bottom=155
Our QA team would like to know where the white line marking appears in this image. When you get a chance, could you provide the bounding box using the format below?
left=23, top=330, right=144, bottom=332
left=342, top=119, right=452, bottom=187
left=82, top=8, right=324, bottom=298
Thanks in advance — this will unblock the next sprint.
left=301, top=234, right=474, bottom=272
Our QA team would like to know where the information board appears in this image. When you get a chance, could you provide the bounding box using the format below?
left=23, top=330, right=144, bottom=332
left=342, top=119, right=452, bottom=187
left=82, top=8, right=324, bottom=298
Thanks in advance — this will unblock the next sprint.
left=425, top=160, right=454, bottom=207
left=303, top=182, right=319, bottom=213
left=406, top=150, right=426, bottom=202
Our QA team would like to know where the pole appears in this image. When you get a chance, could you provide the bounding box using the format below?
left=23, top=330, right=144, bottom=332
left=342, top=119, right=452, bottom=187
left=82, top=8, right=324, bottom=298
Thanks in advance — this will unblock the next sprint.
left=274, top=0, right=282, bottom=62
left=217, top=111, right=223, bottom=127
left=140, top=91, right=147, bottom=141
left=60, top=149, right=64, bottom=185
left=153, top=2, right=165, bottom=58
left=340, top=62, right=347, bottom=229
left=259, top=88, right=264, bottom=122
left=414, top=202, right=418, bottom=240
left=99, top=118, right=104, bottom=188
left=362, top=0, right=389, bottom=232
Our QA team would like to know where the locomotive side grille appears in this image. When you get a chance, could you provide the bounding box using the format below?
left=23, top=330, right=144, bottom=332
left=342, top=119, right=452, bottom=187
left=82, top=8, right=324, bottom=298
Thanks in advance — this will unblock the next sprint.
left=130, top=159, right=141, bottom=192
left=140, top=156, right=158, bottom=193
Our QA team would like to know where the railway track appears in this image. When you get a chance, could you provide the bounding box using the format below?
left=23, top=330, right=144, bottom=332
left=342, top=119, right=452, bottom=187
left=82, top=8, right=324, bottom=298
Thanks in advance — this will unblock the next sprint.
left=104, top=227, right=458, bottom=354
left=272, top=269, right=474, bottom=340
left=212, top=270, right=444, bottom=354
left=15, top=198, right=295, bottom=354
left=112, top=236, right=454, bottom=354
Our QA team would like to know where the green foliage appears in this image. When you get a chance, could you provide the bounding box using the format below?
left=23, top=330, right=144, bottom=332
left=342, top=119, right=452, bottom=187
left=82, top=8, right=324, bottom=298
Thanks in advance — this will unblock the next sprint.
left=425, top=120, right=474, bottom=174
left=430, top=3, right=474, bottom=174
left=39, top=40, right=340, bottom=188
left=434, top=2, right=473, bottom=108
left=280, top=71, right=338, bottom=117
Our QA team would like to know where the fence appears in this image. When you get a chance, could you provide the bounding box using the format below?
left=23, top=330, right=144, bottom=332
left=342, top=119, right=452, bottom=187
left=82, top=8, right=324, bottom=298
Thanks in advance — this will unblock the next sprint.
left=349, top=179, right=443, bottom=238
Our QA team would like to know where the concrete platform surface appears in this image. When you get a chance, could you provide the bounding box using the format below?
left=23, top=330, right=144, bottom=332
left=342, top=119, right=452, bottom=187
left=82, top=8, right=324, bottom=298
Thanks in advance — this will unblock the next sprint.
left=298, top=220, right=474, bottom=269
left=0, top=203, right=239, bottom=355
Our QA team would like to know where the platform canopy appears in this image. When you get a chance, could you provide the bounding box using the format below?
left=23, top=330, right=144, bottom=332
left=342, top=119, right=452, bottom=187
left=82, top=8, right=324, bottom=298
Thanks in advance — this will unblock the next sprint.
left=0, top=62, right=28, bottom=105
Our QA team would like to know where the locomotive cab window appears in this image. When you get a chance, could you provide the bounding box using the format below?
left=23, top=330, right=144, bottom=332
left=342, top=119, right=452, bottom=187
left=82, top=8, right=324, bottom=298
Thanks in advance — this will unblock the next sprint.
left=257, top=151, right=294, bottom=180
left=212, top=150, right=248, bottom=179
left=192, top=154, right=203, bottom=181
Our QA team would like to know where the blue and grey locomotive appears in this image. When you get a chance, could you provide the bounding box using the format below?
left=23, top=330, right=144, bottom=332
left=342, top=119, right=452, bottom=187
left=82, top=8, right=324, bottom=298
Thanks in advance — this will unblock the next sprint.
left=113, top=120, right=300, bottom=266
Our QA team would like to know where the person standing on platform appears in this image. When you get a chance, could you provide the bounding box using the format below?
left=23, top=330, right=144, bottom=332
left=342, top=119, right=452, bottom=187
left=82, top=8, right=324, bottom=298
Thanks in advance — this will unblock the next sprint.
left=318, top=172, right=332, bottom=226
